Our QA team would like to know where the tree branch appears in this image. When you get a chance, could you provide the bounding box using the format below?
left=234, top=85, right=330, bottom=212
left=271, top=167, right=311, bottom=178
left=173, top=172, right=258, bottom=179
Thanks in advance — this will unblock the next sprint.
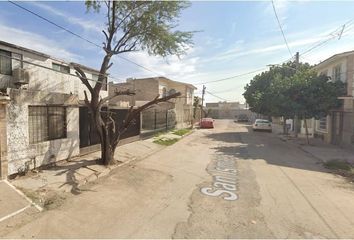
left=83, top=90, right=90, bottom=106
left=107, top=62, right=114, bottom=70
left=98, top=89, right=136, bottom=108
left=112, top=92, right=181, bottom=147
left=73, top=65, right=94, bottom=95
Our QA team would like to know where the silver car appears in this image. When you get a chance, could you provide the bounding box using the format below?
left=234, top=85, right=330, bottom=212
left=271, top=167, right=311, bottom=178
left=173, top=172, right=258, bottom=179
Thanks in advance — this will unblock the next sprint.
left=252, top=119, right=272, bottom=132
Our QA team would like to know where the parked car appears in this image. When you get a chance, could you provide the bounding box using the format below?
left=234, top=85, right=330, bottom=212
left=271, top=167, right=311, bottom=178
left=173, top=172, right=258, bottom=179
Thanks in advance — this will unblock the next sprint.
left=235, top=114, right=249, bottom=122
left=200, top=118, right=214, bottom=128
left=252, top=119, right=272, bottom=132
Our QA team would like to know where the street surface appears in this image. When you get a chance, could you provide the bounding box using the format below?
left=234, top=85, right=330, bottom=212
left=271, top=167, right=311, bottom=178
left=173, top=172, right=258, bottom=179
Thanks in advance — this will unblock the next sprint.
left=3, top=120, right=354, bottom=238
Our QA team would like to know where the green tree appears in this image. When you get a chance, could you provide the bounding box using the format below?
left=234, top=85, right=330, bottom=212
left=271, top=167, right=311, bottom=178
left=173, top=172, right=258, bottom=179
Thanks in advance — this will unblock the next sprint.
left=74, top=1, right=194, bottom=165
left=243, top=62, right=307, bottom=133
left=291, top=69, right=345, bottom=144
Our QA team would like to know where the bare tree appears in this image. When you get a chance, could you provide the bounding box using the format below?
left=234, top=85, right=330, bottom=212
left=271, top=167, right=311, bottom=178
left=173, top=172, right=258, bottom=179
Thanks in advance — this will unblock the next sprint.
left=74, top=1, right=193, bottom=165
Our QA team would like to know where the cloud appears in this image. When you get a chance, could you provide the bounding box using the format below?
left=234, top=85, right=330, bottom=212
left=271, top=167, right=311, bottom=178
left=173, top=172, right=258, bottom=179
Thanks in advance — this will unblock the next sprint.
left=113, top=50, right=200, bottom=82
left=29, top=2, right=103, bottom=33
left=201, top=36, right=323, bottom=65
left=0, top=23, right=79, bottom=61
left=204, top=36, right=224, bottom=49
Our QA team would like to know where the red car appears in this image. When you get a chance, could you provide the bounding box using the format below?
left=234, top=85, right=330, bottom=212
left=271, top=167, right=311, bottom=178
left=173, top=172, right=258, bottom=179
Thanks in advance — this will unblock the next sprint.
left=200, top=118, right=214, bottom=128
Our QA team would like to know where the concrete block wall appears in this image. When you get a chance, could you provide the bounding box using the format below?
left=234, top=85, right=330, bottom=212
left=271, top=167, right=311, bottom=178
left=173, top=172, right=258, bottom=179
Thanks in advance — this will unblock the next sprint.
left=6, top=89, right=80, bottom=175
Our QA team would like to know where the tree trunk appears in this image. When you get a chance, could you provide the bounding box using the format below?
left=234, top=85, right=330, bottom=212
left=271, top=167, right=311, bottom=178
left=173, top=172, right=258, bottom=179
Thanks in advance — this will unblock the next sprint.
left=283, top=117, right=288, bottom=135
left=304, top=117, right=310, bottom=145
left=100, top=121, right=120, bottom=165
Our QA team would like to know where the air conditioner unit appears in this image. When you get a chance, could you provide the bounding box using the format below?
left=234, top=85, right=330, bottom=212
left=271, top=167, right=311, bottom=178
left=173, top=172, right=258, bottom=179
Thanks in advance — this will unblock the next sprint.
left=12, top=68, right=30, bottom=85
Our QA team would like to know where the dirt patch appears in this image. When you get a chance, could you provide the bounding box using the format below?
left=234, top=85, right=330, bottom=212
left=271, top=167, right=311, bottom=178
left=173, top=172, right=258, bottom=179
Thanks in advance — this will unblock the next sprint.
left=17, top=187, right=69, bottom=211
left=324, top=160, right=354, bottom=183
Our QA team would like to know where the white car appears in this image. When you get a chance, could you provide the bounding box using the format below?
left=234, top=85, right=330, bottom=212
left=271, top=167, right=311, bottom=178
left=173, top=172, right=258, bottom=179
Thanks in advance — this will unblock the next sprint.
left=252, top=119, right=272, bottom=132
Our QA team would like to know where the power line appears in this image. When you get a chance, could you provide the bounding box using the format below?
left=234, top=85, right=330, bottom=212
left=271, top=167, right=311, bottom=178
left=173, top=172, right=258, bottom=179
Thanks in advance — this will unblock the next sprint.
left=203, top=19, right=354, bottom=99
left=0, top=53, right=111, bottom=87
left=271, top=0, right=292, bottom=58
left=194, top=68, right=266, bottom=85
left=300, top=19, right=354, bottom=58
left=8, top=1, right=163, bottom=80
left=205, top=90, right=231, bottom=102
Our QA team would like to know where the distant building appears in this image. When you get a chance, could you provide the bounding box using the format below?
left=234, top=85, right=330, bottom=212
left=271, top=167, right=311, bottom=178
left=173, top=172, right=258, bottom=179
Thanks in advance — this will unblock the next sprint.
left=205, top=101, right=250, bottom=119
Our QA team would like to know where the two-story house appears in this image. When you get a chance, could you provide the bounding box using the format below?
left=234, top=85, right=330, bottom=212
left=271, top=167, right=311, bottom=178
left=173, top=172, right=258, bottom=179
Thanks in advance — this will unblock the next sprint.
left=109, top=77, right=197, bottom=132
left=0, top=40, right=111, bottom=178
left=300, top=50, right=354, bottom=147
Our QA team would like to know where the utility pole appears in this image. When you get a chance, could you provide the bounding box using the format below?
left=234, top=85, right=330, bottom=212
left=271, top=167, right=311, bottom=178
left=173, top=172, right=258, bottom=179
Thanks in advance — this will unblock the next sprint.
left=200, top=85, right=206, bottom=124
left=294, top=52, right=300, bottom=137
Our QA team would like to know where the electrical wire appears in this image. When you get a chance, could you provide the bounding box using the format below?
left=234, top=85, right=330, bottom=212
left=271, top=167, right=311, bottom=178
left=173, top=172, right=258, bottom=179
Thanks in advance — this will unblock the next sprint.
left=0, top=53, right=110, bottom=86
left=271, top=0, right=292, bottom=58
left=194, top=68, right=266, bottom=85
left=205, top=90, right=231, bottom=102
left=8, top=1, right=163, bottom=80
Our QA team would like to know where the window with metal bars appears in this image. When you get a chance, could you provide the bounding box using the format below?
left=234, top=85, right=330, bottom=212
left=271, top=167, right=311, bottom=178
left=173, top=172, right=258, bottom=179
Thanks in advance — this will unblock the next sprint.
left=28, top=106, right=67, bottom=144
left=317, top=117, right=327, bottom=132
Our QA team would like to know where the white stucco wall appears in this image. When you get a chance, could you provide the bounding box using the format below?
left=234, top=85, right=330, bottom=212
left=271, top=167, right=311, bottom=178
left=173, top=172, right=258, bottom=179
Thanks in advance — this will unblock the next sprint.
left=0, top=43, right=108, bottom=100
left=6, top=89, right=80, bottom=175
left=0, top=42, right=111, bottom=175
left=316, top=58, right=347, bottom=83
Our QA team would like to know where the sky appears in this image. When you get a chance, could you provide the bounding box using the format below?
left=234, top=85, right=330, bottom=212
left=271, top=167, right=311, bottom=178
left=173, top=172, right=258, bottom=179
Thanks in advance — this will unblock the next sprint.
left=1, top=1, right=354, bottom=103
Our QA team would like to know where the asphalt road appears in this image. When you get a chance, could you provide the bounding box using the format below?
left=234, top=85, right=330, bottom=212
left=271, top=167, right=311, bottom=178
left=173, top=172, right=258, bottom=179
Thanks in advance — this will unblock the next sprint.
left=4, top=120, right=354, bottom=238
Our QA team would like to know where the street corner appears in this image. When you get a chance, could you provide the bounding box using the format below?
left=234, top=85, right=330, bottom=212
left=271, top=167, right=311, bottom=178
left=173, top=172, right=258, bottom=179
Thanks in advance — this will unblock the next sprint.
left=0, top=180, right=40, bottom=225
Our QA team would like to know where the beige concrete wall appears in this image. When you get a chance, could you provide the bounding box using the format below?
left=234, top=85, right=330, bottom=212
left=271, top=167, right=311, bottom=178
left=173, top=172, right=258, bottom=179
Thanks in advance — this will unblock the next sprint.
left=112, top=78, right=194, bottom=129
left=6, top=89, right=80, bottom=175
left=109, top=82, right=134, bottom=107
left=128, top=79, right=159, bottom=103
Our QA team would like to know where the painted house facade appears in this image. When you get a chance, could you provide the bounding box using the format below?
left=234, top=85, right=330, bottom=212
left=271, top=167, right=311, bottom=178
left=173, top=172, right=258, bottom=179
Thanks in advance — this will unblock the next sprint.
left=0, top=41, right=109, bottom=178
left=300, top=50, right=354, bottom=148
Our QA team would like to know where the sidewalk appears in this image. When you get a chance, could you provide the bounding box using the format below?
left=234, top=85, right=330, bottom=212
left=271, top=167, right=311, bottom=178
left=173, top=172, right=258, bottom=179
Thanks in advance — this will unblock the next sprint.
left=9, top=129, right=193, bottom=209
left=272, top=124, right=354, bottom=164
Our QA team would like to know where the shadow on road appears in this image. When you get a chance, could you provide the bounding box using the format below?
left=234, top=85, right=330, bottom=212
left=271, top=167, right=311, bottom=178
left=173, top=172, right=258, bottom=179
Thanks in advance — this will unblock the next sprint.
left=206, top=124, right=330, bottom=174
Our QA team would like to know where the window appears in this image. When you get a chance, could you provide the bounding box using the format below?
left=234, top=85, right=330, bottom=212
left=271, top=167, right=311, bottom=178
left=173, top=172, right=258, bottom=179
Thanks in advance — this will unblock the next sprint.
left=169, top=89, right=176, bottom=95
left=29, top=106, right=67, bottom=144
left=0, top=49, right=12, bottom=75
left=333, top=65, right=341, bottom=82
left=162, top=87, right=167, bottom=97
left=52, top=63, right=70, bottom=74
left=317, top=117, right=327, bottom=132
left=92, top=74, right=107, bottom=91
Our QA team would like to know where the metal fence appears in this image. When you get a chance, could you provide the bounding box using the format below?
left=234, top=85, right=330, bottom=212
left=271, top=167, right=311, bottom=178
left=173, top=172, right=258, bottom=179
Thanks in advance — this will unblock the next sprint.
left=141, top=109, right=176, bottom=135
left=79, top=107, right=140, bottom=148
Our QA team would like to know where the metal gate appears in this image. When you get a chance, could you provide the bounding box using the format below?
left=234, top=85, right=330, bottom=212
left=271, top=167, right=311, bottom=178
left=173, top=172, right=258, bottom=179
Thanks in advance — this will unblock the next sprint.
left=79, top=107, right=140, bottom=148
